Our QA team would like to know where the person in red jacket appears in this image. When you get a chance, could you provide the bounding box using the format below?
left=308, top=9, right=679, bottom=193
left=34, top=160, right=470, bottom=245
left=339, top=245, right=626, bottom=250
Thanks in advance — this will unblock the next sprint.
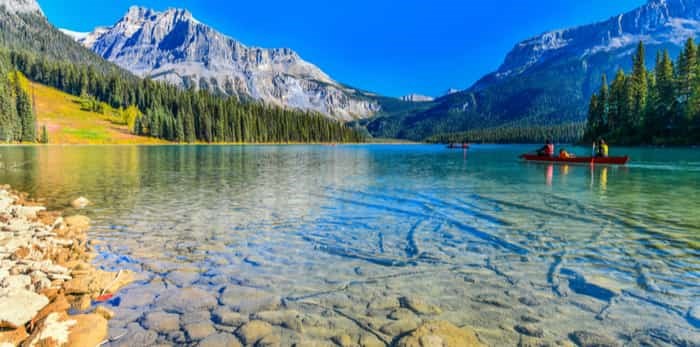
left=537, top=140, right=555, bottom=157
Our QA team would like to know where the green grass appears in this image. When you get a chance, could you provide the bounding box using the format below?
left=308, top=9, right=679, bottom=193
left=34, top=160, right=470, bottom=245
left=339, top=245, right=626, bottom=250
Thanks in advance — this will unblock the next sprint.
left=17, top=73, right=167, bottom=144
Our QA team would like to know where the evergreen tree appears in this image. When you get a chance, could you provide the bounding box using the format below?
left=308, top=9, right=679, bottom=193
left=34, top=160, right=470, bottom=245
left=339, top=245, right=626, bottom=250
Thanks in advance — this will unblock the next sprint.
left=40, top=124, right=48, bottom=144
left=630, top=42, right=648, bottom=130
left=14, top=75, right=36, bottom=142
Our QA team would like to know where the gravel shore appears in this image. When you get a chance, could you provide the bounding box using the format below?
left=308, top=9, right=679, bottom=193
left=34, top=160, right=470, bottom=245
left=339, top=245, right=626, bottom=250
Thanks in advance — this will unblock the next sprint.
left=0, top=186, right=132, bottom=346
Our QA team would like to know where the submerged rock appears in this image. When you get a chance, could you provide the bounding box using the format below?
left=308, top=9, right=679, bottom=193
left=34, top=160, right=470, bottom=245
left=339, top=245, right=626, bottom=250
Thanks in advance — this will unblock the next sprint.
left=236, top=320, right=273, bottom=345
left=569, top=331, right=620, bottom=347
left=156, top=287, right=218, bottom=313
left=70, top=197, right=90, bottom=209
left=219, top=285, right=280, bottom=314
left=380, top=319, right=420, bottom=336
left=184, top=322, right=216, bottom=341
left=197, top=333, right=243, bottom=347
left=396, top=321, right=486, bottom=347
left=253, top=310, right=304, bottom=332
left=400, top=296, right=442, bottom=315
left=142, top=311, right=180, bottom=332
left=332, top=334, right=355, bottom=347
left=688, top=305, right=700, bottom=328
left=212, top=307, right=248, bottom=327
left=514, top=324, right=544, bottom=338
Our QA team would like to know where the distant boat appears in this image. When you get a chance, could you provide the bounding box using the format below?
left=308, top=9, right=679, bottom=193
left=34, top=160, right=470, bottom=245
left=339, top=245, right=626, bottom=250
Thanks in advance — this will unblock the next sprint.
left=447, top=143, right=469, bottom=149
left=520, top=154, right=629, bottom=165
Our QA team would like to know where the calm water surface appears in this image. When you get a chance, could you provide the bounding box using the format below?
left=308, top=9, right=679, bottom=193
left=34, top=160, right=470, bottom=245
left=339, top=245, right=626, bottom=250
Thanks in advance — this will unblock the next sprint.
left=0, top=145, right=698, bottom=346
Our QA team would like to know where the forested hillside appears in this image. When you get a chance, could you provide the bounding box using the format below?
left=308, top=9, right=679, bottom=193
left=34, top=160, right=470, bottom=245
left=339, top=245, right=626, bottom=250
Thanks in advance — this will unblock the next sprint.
left=585, top=41, right=700, bottom=145
left=0, top=6, right=364, bottom=144
left=427, top=123, right=584, bottom=144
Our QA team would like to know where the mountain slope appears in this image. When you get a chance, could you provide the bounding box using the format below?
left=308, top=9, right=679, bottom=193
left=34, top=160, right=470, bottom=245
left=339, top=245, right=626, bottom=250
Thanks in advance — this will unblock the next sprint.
left=69, top=6, right=380, bottom=121
left=0, top=0, right=127, bottom=75
left=367, top=0, right=700, bottom=141
left=16, top=73, right=166, bottom=144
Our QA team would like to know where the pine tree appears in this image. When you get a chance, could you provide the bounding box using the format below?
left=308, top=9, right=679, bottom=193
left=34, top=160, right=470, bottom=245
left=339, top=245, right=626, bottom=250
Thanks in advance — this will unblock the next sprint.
left=40, top=124, right=49, bottom=144
left=14, top=76, right=36, bottom=142
left=630, top=42, right=648, bottom=130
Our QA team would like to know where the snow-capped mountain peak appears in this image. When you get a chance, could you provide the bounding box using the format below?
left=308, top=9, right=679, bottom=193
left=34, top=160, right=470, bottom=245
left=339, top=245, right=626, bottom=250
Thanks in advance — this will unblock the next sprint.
left=69, top=6, right=379, bottom=121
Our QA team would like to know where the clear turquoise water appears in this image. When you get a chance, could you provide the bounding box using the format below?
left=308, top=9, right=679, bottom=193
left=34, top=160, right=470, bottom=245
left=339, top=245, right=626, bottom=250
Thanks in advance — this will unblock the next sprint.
left=0, top=145, right=698, bottom=346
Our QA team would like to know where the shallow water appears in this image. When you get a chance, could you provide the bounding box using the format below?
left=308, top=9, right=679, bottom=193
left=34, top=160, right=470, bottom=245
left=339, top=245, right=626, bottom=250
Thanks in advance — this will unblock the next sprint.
left=1, top=144, right=698, bottom=346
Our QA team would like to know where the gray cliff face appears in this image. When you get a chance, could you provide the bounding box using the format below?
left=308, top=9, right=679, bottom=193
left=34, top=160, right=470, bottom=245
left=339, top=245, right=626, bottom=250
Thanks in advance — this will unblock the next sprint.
left=478, top=0, right=700, bottom=88
left=72, top=6, right=379, bottom=121
left=0, top=0, right=42, bottom=14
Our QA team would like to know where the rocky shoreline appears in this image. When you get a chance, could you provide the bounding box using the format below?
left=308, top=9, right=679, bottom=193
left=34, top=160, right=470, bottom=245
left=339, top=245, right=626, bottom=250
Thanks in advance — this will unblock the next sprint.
left=0, top=186, right=133, bottom=346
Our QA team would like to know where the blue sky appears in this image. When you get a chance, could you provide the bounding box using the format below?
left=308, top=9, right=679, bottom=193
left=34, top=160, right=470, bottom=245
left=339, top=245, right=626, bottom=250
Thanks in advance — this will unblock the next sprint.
left=41, top=0, right=645, bottom=98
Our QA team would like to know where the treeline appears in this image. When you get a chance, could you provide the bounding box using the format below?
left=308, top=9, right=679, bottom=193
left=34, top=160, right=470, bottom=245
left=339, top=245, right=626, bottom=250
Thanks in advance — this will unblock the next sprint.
left=0, top=58, right=38, bottom=142
left=427, top=123, right=584, bottom=144
left=2, top=50, right=365, bottom=143
left=585, top=40, right=700, bottom=145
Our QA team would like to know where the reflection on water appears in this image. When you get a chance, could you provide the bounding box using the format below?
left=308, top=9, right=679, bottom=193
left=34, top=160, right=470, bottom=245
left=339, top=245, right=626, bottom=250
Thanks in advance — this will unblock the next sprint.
left=0, top=145, right=699, bottom=346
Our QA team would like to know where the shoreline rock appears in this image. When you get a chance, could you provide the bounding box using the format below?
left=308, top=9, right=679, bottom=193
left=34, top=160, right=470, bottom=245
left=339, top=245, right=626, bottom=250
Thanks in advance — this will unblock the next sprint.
left=0, top=185, right=131, bottom=346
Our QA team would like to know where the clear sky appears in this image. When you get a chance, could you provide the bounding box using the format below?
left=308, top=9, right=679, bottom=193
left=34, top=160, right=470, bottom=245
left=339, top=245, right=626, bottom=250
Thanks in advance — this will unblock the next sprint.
left=40, top=0, right=646, bottom=98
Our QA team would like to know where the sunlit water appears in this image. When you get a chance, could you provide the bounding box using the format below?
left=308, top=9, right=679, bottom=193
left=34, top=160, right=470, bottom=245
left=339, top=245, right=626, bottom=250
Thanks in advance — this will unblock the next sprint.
left=1, top=145, right=698, bottom=346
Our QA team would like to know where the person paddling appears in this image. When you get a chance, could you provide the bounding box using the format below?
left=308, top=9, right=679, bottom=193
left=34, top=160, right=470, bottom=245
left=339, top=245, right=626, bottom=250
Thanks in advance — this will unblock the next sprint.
left=596, top=139, right=609, bottom=158
left=537, top=140, right=555, bottom=157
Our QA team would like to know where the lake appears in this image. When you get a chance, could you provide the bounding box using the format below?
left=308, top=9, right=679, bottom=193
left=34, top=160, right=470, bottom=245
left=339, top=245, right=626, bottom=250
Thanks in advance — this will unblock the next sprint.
left=0, top=144, right=698, bottom=346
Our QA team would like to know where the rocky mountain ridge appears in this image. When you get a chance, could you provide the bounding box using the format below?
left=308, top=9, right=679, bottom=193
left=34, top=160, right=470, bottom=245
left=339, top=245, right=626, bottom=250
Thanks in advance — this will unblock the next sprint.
left=69, top=6, right=379, bottom=121
left=367, top=0, right=700, bottom=140
left=0, top=0, right=42, bottom=14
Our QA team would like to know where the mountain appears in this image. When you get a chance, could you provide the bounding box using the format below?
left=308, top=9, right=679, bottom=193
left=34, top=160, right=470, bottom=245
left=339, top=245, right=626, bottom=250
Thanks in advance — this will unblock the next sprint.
left=69, top=6, right=380, bottom=121
left=400, top=94, right=434, bottom=102
left=0, top=0, right=125, bottom=74
left=0, top=0, right=41, bottom=14
left=367, top=0, right=700, bottom=141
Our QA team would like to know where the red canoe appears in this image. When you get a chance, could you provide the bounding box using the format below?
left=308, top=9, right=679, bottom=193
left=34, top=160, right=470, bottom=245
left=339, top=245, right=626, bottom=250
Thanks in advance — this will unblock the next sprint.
left=521, top=154, right=629, bottom=165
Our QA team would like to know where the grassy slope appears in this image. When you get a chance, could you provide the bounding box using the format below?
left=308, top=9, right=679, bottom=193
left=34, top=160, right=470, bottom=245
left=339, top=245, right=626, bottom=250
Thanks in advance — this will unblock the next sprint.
left=18, top=75, right=166, bottom=144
